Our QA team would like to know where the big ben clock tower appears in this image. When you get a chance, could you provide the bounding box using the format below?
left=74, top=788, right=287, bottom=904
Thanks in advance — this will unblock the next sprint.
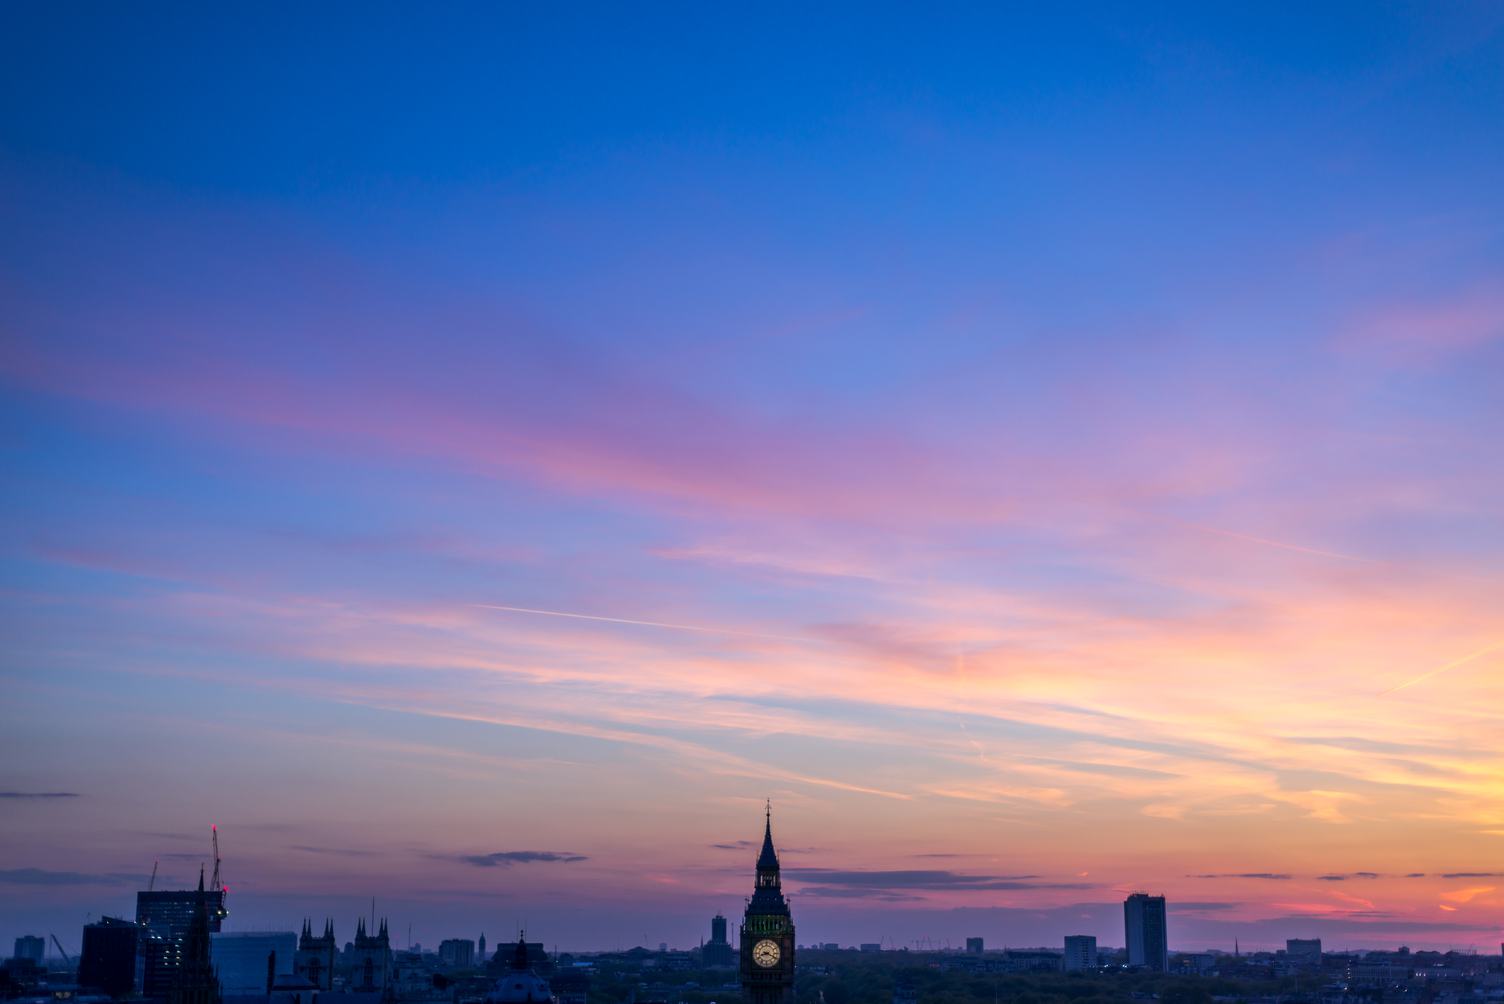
left=740, top=803, right=795, bottom=1004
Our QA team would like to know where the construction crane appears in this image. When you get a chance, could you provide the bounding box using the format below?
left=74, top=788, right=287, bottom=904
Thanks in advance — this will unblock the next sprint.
left=148, top=859, right=158, bottom=892
left=210, top=824, right=228, bottom=922
left=49, top=934, right=71, bottom=967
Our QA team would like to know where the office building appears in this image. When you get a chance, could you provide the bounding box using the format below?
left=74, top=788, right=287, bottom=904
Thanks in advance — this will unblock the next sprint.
left=12, top=938, right=45, bottom=965
left=210, top=932, right=295, bottom=995
left=79, top=919, right=140, bottom=998
left=1124, top=893, right=1169, bottom=972
left=1063, top=935, right=1098, bottom=972
left=439, top=939, right=476, bottom=968
left=703, top=915, right=734, bottom=968
left=966, top=937, right=984, bottom=955
left=1287, top=938, right=1322, bottom=967
left=138, top=885, right=226, bottom=997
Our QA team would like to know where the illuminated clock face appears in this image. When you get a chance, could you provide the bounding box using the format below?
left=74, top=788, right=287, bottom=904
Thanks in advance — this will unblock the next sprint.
left=753, top=939, right=780, bottom=968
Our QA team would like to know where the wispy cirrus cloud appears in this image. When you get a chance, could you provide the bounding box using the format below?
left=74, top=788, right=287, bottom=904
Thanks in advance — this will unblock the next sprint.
left=0, top=791, right=80, bottom=799
left=785, top=869, right=1088, bottom=892
left=0, top=868, right=139, bottom=886
left=288, top=845, right=381, bottom=858
left=795, top=886, right=923, bottom=902
left=1338, top=285, right=1504, bottom=360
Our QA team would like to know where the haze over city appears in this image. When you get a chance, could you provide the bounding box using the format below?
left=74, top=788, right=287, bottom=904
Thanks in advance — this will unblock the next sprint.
left=3, top=2, right=1504, bottom=961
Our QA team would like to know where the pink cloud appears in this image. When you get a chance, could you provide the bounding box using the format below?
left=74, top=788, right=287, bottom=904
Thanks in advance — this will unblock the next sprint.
left=1338, top=285, right=1504, bottom=360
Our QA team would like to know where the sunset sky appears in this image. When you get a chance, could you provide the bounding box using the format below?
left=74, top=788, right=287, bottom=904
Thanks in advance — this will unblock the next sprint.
left=3, top=4, right=1504, bottom=954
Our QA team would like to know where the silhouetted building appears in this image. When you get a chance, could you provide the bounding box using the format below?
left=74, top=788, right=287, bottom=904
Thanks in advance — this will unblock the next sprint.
left=293, top=920, right=336, bottom=990
left=740, top=804, right=795, bottom=1004
left=168, top=871, right=220, bottom=1004
left=349, top=919, right=391, bottom=992
left=79, top=918, right=140, bottom=997
left=439, top=940, right=475, bottom=968
left=703, top=915, right=734, bottom=968
left=139, top=882, right=226, bottom=997
left=487, top=942, right=549, bottom=978
left=1124, top=893, right=1168, bottom=972
left=12, top=938, right=45, bottom=965
left=479, top=934, right=486, bottom=961
left=483, top=935, right=553, bottom=1003
left=1063, top=935, right=1098, bottom=972
left=211, top=932, right=295, bottom=995
left=1287, top=938, right=1322, bottom=968
left=966, top=937, right=984, bottom=955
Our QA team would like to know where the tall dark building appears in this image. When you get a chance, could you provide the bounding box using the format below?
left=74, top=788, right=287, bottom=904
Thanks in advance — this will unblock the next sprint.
left=1124, top=893, right=1168, bottom=972
left=12, top=938, right=45, bottom=965
left=167, top=871, right=220, bottom=1004
left=740, top=804, right=795, bottom=1004
left=137, top=881, right=225, bottom=997
left=78, top=918, right=139, bottom=998
left=703, top=914, right=734, bottom=968
left=438, top=939, right=475, bottom=968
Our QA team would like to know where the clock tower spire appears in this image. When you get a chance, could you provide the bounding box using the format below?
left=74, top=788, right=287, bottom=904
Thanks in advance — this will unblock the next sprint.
left=741, top=803, right=795, bottom=1004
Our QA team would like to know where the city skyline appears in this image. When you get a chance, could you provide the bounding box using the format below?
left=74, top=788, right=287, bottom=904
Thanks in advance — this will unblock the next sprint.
left=19, top=814, right=1477, bottom=958
left=4, top=3, right=1504, bottom=959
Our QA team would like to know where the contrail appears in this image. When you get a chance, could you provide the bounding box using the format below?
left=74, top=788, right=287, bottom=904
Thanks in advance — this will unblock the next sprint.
left=471, top=604, right=812, bottom=643
left=1379, top=641, right=1504, bottom=696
